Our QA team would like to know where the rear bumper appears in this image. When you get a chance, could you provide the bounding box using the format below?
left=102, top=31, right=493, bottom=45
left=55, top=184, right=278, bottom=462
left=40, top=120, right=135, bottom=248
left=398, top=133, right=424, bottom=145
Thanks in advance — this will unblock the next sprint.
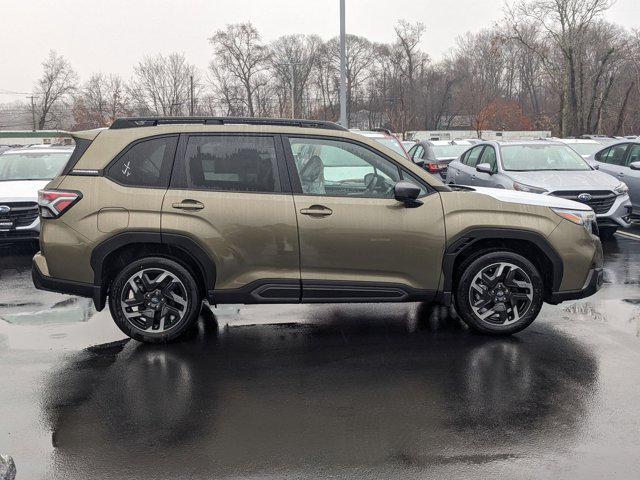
left=32, top=252, right=103, bottom=308
left=547, top=267, right=603, bottom=304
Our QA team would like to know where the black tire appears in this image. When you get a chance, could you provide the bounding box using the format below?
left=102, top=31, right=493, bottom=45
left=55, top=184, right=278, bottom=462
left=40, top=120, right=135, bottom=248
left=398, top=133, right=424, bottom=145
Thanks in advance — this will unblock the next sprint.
left=598, top=226, right=617, bottom=240
left=108, top=257, right=202, bottom=343
left=454, top=251, right=544, bottom=335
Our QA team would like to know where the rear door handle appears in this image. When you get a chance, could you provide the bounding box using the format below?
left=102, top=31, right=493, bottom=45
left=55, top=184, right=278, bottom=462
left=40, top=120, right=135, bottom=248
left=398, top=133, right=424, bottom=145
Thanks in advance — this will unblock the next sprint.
left=172, top=199, right=204, bottom=211
left=300, top=205, right=333, bottom=217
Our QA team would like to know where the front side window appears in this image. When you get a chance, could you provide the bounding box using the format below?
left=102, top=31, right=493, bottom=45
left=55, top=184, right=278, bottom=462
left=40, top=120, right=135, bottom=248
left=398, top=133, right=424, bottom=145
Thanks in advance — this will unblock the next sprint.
left=500, top=144, right=591, bottom=171
left=0, top=151, right=71, bottom=181
left=479, top=146, right=497, bottom=171
left=108, top=136, right=177, bottom=187
left=180, top=135, right=280, bottom=193
left=412, top=145, right=424, bottom=161
left=626, top=144, right=640, bottom=166
left=597, top=144, right=629, bottom=166
left=289, top=137, right=400, bottom=198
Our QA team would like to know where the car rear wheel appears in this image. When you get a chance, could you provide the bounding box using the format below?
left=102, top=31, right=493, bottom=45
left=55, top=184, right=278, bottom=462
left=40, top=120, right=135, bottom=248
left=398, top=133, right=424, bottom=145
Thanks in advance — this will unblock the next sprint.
left=108, top=257, right=202, bottom=343
left=454, top=251, right=544, bottom=335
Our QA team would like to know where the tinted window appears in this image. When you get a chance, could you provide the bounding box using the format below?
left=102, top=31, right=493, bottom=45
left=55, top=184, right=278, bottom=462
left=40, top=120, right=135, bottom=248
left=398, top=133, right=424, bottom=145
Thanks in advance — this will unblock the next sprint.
left=108, top=136, right=177, bottom=187
left=412, top=145, right=424, bottom=160
left=598, top=144, right=629, bottom=166
left=464, top=146, right=484, bottom=167
left=181, top=135, right=280, bottom=193
left=289, top=137, right=400, bottom=198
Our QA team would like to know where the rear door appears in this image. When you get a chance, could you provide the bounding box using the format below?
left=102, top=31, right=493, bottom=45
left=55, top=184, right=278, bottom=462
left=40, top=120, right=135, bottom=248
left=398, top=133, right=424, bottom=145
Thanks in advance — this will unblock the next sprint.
left=283, top=135, right=446, bottom=301
left=595, top=143, right=630, bottom=179
left=161, top=133, right=300, bottom=301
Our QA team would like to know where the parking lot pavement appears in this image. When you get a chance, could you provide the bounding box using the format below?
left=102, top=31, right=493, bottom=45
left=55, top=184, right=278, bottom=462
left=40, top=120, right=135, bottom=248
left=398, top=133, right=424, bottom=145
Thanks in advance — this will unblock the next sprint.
left=1, top=237, right=640, bottom=480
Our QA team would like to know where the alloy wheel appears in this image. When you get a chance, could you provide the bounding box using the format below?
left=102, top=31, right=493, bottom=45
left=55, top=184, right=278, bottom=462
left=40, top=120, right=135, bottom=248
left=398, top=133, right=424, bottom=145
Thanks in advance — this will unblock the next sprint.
left=468, top=262, right=534, bottom=326
left=120, top=268, right=189, bottom=333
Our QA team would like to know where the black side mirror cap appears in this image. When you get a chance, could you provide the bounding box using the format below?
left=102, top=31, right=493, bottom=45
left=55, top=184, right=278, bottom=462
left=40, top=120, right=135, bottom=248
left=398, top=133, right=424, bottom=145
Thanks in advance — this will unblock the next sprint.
left=394, top=181, right=423, bottom=208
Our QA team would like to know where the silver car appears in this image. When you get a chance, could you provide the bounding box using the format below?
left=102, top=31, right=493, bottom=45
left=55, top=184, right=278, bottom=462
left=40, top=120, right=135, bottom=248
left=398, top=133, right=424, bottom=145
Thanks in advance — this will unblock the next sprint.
left=588, top=140, right=640, bottom=218
left=446, top=140, right=633, bottom=238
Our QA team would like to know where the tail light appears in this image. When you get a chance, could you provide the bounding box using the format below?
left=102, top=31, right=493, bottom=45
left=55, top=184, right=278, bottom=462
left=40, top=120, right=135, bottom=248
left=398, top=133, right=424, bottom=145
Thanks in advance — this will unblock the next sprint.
left=426, top=162, right=441, bottom=173
left=38, top=189, right=82, bottom=218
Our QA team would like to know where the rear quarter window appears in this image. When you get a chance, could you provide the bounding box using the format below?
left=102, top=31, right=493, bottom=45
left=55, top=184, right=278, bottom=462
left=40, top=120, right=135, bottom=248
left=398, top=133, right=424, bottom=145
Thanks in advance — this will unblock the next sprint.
left=107, top=136, right=178, bottom=188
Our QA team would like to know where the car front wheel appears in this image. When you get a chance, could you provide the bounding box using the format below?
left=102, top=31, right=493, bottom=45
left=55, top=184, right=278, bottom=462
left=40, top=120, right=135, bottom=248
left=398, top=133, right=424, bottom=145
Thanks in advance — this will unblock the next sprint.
left=454, top=251, right=544, bottom=335
left=108, top=257, right=202, bottom=343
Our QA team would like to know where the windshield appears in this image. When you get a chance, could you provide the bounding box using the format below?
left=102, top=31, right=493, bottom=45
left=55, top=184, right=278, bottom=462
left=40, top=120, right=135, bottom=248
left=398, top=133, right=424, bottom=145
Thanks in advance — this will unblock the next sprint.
left=0, top=151, right=71, bottom=181
left=566, top=143, right=601, bottom=156
left=371, top=137, right=405, bottom=155
left=500, top=144, right=591, bottom=171
left=431, top=145, right=469, bottom=159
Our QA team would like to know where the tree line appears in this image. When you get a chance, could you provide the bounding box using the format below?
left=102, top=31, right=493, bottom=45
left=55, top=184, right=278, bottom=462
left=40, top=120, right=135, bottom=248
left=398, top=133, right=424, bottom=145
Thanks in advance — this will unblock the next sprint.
left=3, top=0, right=639, bottom=137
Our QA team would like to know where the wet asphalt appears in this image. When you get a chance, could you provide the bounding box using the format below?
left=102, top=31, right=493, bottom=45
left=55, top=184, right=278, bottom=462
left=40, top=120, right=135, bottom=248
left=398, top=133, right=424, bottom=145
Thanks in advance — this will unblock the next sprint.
left=1, top=231, right=640, bottom=479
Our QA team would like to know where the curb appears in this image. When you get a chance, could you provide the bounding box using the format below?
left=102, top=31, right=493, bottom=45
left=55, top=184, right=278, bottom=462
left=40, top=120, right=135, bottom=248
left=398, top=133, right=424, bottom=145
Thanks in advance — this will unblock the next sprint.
left=0, top=455, right=16, bottom=480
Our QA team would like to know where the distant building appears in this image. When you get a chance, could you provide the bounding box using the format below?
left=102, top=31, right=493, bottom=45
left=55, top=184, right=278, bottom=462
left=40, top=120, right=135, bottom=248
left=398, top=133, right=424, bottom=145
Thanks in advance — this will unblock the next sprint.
left=407, top=130, right=552, bottom=141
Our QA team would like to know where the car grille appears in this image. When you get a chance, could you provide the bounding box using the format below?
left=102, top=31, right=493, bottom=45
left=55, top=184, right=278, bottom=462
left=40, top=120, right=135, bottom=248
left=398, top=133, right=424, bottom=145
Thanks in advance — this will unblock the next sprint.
left=0, top=201, right=39, bottom=227
left=550, top=190, right=616, bottom=214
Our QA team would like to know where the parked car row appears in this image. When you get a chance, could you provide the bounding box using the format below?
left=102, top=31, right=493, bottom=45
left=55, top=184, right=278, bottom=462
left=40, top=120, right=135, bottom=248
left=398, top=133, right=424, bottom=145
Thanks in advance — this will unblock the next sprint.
left=0, top=146, right=74, bottom=243
left=434, top=139, right=637, bottom=238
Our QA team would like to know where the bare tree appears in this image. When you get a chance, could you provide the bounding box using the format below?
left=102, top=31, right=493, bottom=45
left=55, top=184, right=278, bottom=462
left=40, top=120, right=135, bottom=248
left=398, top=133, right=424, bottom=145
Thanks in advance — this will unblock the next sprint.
left=508, top=0, right=615, bottom=136
left=130, top=53, right=199, bottom=116
left=209, top=23, right=271, bottom=117
left=34, top=50, right=78, bottom=129
left=73, top=73, right=130, bottom=128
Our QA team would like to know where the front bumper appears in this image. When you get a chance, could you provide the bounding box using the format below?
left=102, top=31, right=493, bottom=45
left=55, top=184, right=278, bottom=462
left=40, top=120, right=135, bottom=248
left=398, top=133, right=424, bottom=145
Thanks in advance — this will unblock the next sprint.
left=596, top=194, right=633, bottom=228
left=0, top=217, right=40, bottom=242
left=548, top=267, right=603, bottom=304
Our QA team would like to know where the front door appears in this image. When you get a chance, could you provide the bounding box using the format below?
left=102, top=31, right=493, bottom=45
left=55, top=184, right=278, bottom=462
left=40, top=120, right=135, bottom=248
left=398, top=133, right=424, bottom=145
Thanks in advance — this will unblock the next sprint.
left=162, top=133, right=300, bottom=301
left=284, top=136, right=446, bottom=302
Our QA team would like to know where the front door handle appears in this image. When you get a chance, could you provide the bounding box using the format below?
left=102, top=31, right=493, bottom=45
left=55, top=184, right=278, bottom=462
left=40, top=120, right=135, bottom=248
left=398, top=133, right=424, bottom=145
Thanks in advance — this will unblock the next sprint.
left=300, top=205, right=333, bottom=217
left=172, top=199, right=204, bottom=211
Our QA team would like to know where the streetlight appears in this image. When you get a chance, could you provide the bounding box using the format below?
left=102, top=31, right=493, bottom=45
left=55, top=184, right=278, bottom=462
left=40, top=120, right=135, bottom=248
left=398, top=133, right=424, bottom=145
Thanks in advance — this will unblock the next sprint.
left=339, top=0, right=347, bottom=128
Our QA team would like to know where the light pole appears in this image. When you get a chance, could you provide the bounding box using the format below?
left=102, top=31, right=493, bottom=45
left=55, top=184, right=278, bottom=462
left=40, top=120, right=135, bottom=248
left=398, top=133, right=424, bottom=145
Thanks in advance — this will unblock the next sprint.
left=339, top=0, right=347, bottom=128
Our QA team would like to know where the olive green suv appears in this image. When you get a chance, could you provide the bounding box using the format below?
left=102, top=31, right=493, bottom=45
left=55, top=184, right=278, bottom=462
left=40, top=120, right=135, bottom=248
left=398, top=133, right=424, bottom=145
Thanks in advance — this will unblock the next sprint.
left=32, top=117, right=603, bottom=343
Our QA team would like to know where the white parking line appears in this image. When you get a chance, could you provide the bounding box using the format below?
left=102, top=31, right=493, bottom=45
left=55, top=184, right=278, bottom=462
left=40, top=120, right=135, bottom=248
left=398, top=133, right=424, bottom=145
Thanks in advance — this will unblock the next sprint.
left=615, top=230, right=640, bottom=241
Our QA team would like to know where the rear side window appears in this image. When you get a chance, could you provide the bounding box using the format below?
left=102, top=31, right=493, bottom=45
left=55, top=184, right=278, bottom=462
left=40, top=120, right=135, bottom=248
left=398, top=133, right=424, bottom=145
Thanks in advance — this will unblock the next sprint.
left=464, top=146, right=484, bottom=167
left=597, top=144, right=629, bottom=166
left=107, top=136, right=178, bottom=187
left=177, top=135, right=280, bottom=193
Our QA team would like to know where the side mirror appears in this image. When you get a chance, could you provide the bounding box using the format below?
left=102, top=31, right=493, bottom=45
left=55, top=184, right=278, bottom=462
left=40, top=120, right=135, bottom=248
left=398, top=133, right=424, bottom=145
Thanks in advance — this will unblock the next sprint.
left=394, top=181, right=423, bottom=208
left=587, top=160, right=600, bottom=170
left=630, top=161, right=640, bottom=171
left=476, top=162, right=494, bottom=174
left=414, top=159, right=425, bottom=167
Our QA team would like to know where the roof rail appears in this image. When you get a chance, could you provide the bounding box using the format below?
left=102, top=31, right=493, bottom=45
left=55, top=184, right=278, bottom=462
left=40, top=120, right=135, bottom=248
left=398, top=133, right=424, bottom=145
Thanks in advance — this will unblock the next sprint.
left=109, top=116, right=347, bottom=131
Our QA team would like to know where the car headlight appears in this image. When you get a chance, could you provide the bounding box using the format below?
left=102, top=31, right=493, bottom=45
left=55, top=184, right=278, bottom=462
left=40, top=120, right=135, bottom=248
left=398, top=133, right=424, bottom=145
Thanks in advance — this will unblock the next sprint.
left=551, top=207, right=596, bottom=232
left=513, top=181, right=548, bottom=194
left=614, top=182, right=629, bottom=196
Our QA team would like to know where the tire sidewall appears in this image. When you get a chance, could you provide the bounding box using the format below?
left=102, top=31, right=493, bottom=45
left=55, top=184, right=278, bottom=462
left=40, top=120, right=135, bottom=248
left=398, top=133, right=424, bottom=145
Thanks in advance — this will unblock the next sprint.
left=455, top=251, right=544, bottom=335
left=108, top=257, right=202, bottom=343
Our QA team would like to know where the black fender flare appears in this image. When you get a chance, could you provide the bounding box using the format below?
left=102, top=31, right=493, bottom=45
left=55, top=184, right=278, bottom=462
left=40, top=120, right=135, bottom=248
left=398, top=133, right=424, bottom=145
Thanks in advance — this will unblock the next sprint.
left=441, top=227, right=563, bottom=300
left=90, top=231, right=216, bottom=310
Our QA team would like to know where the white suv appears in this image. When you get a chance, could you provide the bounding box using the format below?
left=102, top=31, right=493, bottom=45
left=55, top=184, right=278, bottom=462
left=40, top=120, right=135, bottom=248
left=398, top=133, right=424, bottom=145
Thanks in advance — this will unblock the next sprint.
left=0, top=146, right=73, bottom=244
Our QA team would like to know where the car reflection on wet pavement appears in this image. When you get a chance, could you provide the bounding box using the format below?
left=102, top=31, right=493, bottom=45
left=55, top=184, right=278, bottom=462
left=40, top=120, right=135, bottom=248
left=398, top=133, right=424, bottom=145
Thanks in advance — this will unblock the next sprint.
left=1, top=233, right=640, bottom=479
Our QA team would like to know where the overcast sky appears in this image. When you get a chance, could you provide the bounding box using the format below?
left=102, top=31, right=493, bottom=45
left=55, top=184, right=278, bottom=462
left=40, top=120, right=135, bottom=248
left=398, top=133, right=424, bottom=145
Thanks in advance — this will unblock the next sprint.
left=1, top=0, right=638, bottom=102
